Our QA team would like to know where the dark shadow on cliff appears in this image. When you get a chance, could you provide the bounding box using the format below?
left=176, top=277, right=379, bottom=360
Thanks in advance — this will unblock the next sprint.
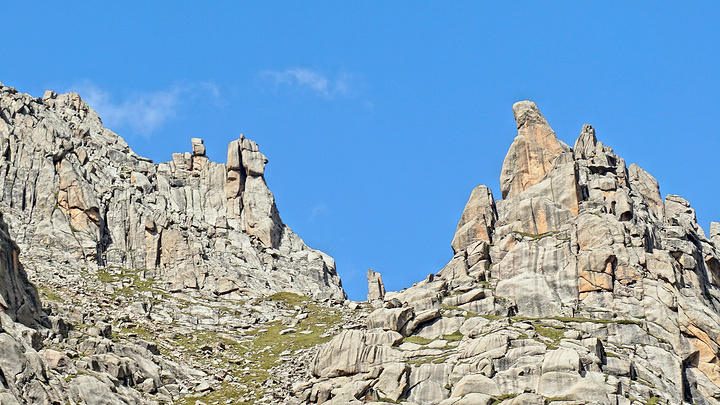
left=0, top=212, right=49, bottom=329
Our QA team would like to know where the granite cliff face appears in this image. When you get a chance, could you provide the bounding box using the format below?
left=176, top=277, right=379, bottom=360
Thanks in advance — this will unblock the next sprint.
left=0, top=83, right=343, bottom=301
left=300, top=101, right=720, bottom=405
left=4, top=81, right=720, bottom=405
left=0, top=82, right=347, bottom=404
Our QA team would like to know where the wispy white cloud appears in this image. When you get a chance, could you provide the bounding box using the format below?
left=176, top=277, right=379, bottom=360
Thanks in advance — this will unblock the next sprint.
left=308, top=203, right=328, bottom=223
left=259, top=68, right=356, bottom=99
left=69, top=81, right=220, bottom=136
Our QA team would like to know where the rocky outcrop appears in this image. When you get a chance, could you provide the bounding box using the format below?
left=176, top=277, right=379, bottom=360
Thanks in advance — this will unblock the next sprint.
left=300, top=101, right=720, bottom=405
left=367, top=269, right=386, bottom=302
left=450, top=185, right=496, bottom=254
left=499, top=101, right=571, bottom=199
left=0, top=81, right=354, bottom=405
left=0, top=83, right=344, bottom=301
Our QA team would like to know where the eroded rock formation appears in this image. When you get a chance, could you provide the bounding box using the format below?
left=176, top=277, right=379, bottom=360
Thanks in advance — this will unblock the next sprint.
left=301, top=101, right=720, bottom=405
left=0, top=83, right=344, bottom=301
left=0, top=82, right=352, bottom=404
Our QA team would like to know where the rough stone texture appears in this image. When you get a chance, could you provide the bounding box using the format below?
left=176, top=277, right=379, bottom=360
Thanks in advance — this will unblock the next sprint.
left=6, top=86, right=720, bottom=405
left=0, top=85, right=344, bottom=301
left=0, top=214, right=44, bottom=328
left=499, top=101, right=571, bottom=199
left=367, top=269, right=386, bottom=301
left=0, top=83, right=352, bottom=405
left=302, top=100, right=720, bottom=405
left=451, top=185, right=497, bottom=253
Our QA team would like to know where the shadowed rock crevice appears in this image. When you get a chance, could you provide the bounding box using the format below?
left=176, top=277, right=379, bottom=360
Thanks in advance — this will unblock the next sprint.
left=0, top=213, right=46, bottom=328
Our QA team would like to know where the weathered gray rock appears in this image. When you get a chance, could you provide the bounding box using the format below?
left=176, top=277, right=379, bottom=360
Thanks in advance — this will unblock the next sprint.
left=305, top=100, right=720, bottom=405
left=0, top=86, right=345, bottom=301
left=367, top=307, right=414, bottom=333
left=7, top=87, right=720, bottom=405
left=367, top=269, right=386, bottom=301
left=451, top=373, right=500, bottom=397
left=407, top=363, right=452, bottom=404
left=0, top=214, right=45, bottom=328
left=375, top=362, right=409, bottom=402
left=541, top=348, right=580, bottom=373
left=629, top=163, right=664, bottom=220
left=190, top=137, right=205, bottom=155
left=311, top=329, right=401, bottom=379
left=451, top=185, right=497, bottom=253
left=69, top=375, right=125, bottom=405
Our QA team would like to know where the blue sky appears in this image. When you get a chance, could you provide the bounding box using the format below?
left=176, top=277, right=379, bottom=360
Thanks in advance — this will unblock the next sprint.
left=3, top=3, right=720, bottom=300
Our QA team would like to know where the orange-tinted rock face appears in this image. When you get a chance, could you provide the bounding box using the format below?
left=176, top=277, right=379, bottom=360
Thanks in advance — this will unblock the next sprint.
left=499, top=101, right=570, bottom=199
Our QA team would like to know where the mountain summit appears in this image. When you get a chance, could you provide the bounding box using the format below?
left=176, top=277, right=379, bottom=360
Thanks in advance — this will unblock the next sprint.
left=2, top=85, right=720, bottom=404
left=0, top=83, right=344, bottom=301
left=0, top=82, right=346, bottom=403
left=303, top=101, right=720, bottom=405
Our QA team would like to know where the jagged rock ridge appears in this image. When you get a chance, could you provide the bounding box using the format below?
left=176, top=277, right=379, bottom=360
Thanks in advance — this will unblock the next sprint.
left=300, top=101, right=720, bottom=405
left=0, top=82, right=353, bottom=404
left=0, top=83, right=344, bottom=301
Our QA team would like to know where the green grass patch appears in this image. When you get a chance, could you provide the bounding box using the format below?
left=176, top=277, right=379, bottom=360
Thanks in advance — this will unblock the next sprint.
left=94, top=267, right=165, bottom=302
left=511, top=315, right=642, bottom=326
left=267, top=291, right=308, bottom=306
left=480, top=314, right=506, bottom=321
left=96, top=268, right=117, bottom=283
left=535, top=325, right=566, bottom=348
left=492, top=393, right=518, bottom=404
left=402, top=335, right=434, bottom=345
left=173, top=293, right=342, bottom=403
left=38, top=287, right=63, bottom=302
left=443, top=330, right=463, bottom=342
left=113, top=325, right=153, bottom=341
left=377, top=397, right=403, bottom=403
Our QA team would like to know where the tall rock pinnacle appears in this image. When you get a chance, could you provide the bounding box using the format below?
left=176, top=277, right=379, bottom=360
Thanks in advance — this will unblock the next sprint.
left=499, top=100, right=571, bottom=199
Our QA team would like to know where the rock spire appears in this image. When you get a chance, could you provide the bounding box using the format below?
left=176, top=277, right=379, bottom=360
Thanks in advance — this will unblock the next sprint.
left=302, top=101, right=720, bottom=405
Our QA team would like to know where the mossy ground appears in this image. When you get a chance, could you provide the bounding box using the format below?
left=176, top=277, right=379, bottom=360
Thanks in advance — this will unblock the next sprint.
left=402, top=335, right=434, bottom=345
left=534, top=325, right=567, bottom=348
left=82, top=268, right=343, bottom=404
left=95, top=267, right=160, bottom=298
left=491, top=393, right=518, bottom=404
left=175, top=292, right=342, bottom=404
left=38, top=286, right=64, bottom=302
left=443, top=330, right=463, bottom=342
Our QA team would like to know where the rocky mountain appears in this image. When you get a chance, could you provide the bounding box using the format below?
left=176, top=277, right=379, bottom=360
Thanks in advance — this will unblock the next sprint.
left=0, top=82, right=344, bottom=302
left=3, top=78, right=720, bottom=405
left=0, top=82, right=347, bottom=404
left=297, top=101, right=720, bottom=405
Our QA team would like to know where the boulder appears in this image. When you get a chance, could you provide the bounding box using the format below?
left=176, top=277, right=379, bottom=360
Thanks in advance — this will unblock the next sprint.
left=367, top=307, right=414, bottom=333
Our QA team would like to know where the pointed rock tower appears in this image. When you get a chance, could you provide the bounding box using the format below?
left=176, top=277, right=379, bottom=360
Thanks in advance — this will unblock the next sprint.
left=305, top=101, right=720, bottom=405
